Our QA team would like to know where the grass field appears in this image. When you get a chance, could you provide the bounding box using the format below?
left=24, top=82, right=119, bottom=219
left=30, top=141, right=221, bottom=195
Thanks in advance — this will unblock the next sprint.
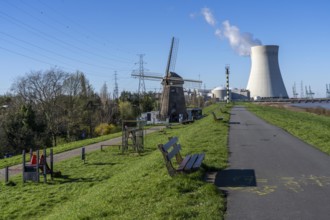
left=246, top=103, right=330, bottom=155
left=0, top=103, right=230, bottom=220
left=0, top=133, right=123, bottom=169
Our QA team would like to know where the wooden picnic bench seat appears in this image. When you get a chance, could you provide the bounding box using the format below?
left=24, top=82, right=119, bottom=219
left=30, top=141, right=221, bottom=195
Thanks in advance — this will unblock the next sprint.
left=158, top=137, right=205, bottom=176
left=212, top=111, right=223, bottom=121
left=181, top=120, right=194, bottom=125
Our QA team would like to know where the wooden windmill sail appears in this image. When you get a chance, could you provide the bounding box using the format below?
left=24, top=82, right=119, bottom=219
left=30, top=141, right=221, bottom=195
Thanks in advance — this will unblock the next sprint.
left=131, top=37, right=202, bottom=122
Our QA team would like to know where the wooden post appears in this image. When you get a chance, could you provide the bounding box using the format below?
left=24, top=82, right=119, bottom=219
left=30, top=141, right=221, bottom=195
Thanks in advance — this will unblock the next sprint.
left=43, top=148, right=47, bottom=183
left=50, top=148, right=54, bottom=181
left=22, top=150, right=26, bottom=183
left=5, top=166, right=9, bottom=183
left=82, top=147, right=85, bottom=163
left=36, top=150, right=40, bottom=183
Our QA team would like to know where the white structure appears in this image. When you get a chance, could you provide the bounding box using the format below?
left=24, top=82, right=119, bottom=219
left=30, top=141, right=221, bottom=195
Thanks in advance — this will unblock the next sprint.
left=140, top=111, right=161, bottom=124
left=231, top=88, right=250, bottom=100
left=211, top=86, right=227, bottom=100
left=247, top=45, right=288, bottom=99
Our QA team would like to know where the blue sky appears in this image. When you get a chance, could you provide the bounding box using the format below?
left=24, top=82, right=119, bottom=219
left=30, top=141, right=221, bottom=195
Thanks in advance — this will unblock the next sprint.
left=1, top=0, right=329, bottom=98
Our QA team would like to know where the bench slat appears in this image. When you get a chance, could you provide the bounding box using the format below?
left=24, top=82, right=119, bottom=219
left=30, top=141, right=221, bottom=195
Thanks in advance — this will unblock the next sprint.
left=162, top=137, right=178, bottom=151
left=158, top=137, right=205, bottom=176
left=167, top=144, right=181, bottom=160
left=192, top=153, right=205, bottom=169
left=177, top=155, right=191, bottom=171
left=184, top=154, right=198, bottom=171
left=212, top=112, right=223, bottom=121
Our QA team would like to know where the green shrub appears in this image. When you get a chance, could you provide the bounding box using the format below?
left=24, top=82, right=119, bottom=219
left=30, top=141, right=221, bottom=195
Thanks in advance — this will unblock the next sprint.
left=94, top=123, right=116, bottom=136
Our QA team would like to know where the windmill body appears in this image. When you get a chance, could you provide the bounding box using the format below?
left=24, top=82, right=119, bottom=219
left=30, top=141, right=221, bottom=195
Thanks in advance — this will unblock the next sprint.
left=160, top=72, right=187, bottom=122
left=131, top=37, right=202, bottom=122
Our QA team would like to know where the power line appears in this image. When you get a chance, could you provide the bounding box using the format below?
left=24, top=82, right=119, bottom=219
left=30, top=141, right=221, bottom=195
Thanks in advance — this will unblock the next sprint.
left=0, top=31, right=118, bottom=71
left=0, top=46, right=56, bottom=67
left=0, top=10, right=128, bottom=68
left=34, top=0, right=136, bottom=58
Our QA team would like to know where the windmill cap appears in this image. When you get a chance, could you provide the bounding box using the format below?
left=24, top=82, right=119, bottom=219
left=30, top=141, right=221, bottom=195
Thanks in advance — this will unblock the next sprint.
left=168, top=71, right=183, bottom=79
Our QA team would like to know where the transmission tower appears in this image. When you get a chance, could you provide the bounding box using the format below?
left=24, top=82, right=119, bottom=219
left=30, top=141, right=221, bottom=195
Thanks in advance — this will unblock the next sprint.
left=113, top=71, right=119, bottom=100
left=326, top=84, right=330, bottom=98
left=137, top=54, right=146, bottom=96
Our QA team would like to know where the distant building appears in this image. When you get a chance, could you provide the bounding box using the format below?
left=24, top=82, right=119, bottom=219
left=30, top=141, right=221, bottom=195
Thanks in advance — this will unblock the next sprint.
left=140, top=111, right=161, bottom=124
left=231, top=88, right=250, bottom=100
left=211, top=86, right=228, bottom=100
left=192, top=86, right=250, bottom=102
left=186, top=108, right=203, bottom=120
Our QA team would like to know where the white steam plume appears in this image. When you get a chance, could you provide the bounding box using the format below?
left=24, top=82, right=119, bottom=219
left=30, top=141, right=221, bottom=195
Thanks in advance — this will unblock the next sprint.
left=201, top=7, right=216, bottom=26
left=199, top=8, right=262, bottom=56
left=216, top=20, right=262, bottom=56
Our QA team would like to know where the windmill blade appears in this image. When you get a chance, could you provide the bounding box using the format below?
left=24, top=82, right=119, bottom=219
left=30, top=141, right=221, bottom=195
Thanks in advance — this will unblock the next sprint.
left=165, top=37, right=179, bottom=79
left=182, top=81, right=202, bottom=89
left=131, top=73, right=163, bottom=81
left=165, top=37, right=174, bottom=79
left=181, top=78, right=202, bottom=84
left=168, top=77, right=202, bottom=86
left=170, top=38, right=179, bottom=73
left=164, top=77, right=202, bottom=89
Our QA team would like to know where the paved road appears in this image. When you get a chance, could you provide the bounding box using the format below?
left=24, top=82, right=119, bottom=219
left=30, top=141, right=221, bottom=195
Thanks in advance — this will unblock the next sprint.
left=215, top=106, right=330, bottom=220
left=0, top=126, right=164, bottom=181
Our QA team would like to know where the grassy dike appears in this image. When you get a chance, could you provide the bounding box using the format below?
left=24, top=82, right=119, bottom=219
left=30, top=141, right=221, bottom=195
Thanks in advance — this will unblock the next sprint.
left=0, top=103, right=230, bottom=220
left=0, top=133, right=123, bottom=169
left=246, top=103, right=330, bottom=155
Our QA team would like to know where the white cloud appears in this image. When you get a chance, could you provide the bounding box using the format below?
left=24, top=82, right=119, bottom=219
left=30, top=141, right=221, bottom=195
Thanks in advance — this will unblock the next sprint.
left=189, top=12, right=197, bottom=19
left=215, top=28, right=222, bottom=38
left=201, top=7, right=216, bottom=26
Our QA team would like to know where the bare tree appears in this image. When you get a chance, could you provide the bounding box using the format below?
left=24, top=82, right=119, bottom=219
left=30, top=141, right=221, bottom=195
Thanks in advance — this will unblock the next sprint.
left=12, top=68, right=68, bottom=146
left=99, top=82, right=113, bottom=123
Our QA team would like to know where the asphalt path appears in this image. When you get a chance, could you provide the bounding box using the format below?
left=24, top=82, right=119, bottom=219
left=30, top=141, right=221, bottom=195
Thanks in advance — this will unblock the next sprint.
left=215, top=106, right=330, bottom=220
left=0, top=126, right=164, bottom=181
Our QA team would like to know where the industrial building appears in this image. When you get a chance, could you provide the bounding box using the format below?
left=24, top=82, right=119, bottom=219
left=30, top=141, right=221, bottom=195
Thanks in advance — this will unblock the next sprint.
left=231, top=88, right=250, bottom=100
left=246, top=45, right=288, bottom=99
left=211, top=86, right=228, bottom=100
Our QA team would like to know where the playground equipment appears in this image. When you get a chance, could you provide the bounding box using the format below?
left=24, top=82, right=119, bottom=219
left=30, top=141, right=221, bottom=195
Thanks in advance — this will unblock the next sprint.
left=99, top=120, right=146, bottom=153
left=22, top=148, right=61, bottom=183
left=121, top=120, right=146, bottom=153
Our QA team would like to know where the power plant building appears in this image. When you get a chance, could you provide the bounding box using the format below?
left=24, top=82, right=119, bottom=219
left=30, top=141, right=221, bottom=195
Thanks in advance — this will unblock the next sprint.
left=231, top=88, right=250, bottom=100
left=246, top=45, right=288, bottom=99
left=211, top=86, right=227, bottom=100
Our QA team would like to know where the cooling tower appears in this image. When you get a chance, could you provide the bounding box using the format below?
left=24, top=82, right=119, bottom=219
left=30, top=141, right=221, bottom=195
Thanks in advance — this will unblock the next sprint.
left=246, top=45, right=288, bottom=99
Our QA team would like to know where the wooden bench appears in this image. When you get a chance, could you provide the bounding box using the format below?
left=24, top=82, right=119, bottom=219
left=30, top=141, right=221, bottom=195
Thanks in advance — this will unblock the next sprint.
left=181, top=120, right=194, bottom=125
left=158, top=137, right=205, bottom=176
left=212, top=111, right=223, bottom=121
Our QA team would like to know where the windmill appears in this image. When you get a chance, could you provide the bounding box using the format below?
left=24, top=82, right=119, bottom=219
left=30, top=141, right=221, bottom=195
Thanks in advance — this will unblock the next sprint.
left=131, top=37, right=202, bottom=122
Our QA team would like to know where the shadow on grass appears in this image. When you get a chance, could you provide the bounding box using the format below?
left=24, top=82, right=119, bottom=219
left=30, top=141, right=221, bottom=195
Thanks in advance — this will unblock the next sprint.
left=86, top=162, right=117, bottom=166
left=215, top=169, right=257, bottom=187
left=57, top=175, right=99, bottom=184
